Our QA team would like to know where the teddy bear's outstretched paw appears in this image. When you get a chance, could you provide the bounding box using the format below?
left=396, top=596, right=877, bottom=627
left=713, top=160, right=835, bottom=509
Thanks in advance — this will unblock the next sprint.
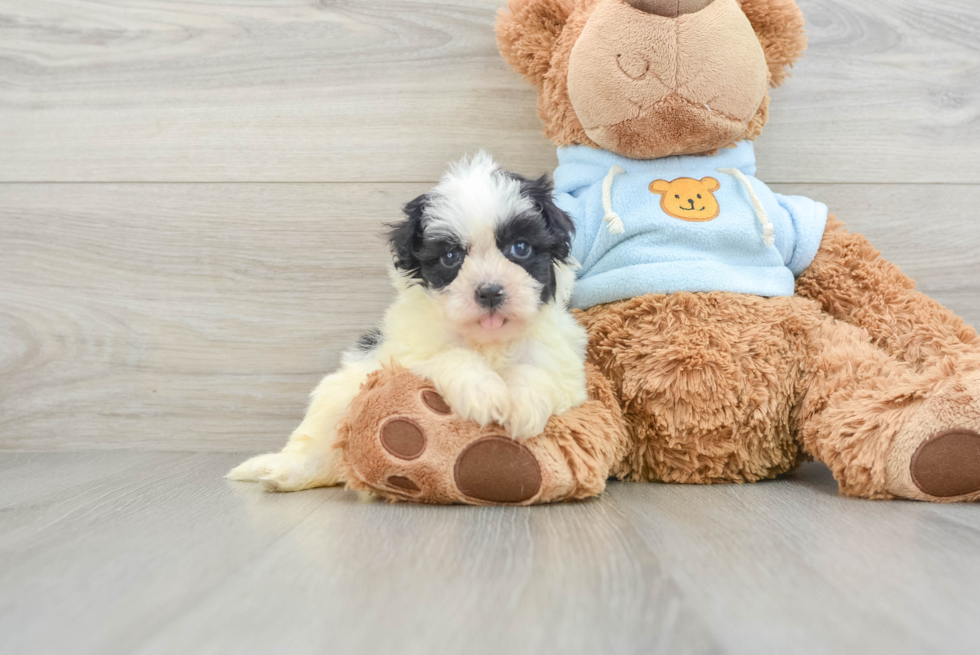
left=335, top=364, right=626, bottom=505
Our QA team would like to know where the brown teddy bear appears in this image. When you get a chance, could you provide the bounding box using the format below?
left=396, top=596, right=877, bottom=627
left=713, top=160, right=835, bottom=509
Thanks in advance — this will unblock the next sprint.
left=337, top=0, right=980, bottom=504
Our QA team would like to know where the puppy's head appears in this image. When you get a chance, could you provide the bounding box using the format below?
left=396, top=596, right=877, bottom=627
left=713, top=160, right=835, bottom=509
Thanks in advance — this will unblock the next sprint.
left=388, top=152, right=575, bottom=344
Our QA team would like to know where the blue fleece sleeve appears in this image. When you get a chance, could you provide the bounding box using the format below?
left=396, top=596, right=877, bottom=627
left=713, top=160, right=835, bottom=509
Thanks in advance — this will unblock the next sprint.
left=554, top=191, right=591, bottom=268
left=774, top=194, right=830, bottom=277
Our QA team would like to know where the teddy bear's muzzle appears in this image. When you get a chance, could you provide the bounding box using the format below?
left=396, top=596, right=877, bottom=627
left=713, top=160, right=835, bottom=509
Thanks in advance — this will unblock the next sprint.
left=568, top=0, right=769, bottom=158
left=586, top=96, right=749, bottom=160
left=625, top=0, right=715, bottom=18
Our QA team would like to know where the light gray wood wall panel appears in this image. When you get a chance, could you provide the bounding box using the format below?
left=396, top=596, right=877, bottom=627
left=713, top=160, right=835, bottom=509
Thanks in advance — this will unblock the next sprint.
left=757, top=0, right=980, bottom=184
left=0, top=0, right=557, bottom=183
left=1, top=183, right=977, bottom=451
left=0, top=183, right=409, bottom=451
left=0, top=0, right=978, bottom=183
left=1, top=453, right=978, bottom=655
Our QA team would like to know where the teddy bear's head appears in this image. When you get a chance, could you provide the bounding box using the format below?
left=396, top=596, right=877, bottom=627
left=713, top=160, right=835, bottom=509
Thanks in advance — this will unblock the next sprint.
left=496, top=0, right=807, bottom=160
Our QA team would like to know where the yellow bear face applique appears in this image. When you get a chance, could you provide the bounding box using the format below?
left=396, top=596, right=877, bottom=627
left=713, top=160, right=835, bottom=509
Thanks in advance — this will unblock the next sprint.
left=650, top=177, right=721, bottom=222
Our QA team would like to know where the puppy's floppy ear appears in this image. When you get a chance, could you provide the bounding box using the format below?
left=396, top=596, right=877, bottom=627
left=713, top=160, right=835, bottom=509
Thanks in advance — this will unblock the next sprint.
left=521, top=174, right=575, bottom=262
left=387, top=193, right=428, bottom=277
left=737, top=0, right=808, bottom=87
left=496, top=0, right=573, bottom=85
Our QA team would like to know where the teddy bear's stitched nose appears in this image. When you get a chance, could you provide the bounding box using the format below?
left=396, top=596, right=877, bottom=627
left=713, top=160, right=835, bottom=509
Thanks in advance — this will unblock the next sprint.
left=624, top=0, right=715, bottom=17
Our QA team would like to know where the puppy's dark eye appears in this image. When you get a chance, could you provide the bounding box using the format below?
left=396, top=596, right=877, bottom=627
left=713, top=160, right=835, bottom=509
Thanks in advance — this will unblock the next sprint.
left=675, top=195, right=680, bottom=199
left=508, top=241, right=532, bottom=259
left=697, top=194, right=702, bottom=199
left=440, top=249, right=463, bottom=268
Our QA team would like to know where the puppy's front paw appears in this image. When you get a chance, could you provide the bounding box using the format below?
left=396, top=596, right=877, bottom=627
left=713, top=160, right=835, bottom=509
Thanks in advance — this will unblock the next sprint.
left=442, top=372, right=511, bottom=428
left=504, top=393, right=552, bottom=440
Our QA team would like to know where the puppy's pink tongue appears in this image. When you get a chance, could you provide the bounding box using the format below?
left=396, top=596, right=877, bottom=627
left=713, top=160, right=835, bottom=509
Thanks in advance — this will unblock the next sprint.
left=480, top=314, right=505, bottom=331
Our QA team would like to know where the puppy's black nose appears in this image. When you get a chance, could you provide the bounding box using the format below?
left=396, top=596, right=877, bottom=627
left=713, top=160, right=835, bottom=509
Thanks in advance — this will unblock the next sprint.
left=476, top=284, right=505, bottom=309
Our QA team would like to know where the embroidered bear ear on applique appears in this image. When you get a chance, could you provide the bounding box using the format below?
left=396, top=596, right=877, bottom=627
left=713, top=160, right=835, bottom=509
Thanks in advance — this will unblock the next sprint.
left=649, top=177, right=722, bottom=222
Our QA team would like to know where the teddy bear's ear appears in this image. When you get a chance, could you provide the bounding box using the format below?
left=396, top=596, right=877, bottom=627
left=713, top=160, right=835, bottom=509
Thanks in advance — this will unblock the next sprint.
left=701, top=177, right=721, bottom=192
left=650, top=180, right=671, bottom=194
left=496, top=0, right=574, bottom=85
left=737, top=0, right=808, bottom=87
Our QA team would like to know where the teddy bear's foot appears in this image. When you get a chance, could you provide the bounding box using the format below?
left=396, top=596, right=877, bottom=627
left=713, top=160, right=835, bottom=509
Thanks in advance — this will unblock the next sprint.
left=885, top=372, right=980, bottom=502
left=335, top=364, right=626, bottom=505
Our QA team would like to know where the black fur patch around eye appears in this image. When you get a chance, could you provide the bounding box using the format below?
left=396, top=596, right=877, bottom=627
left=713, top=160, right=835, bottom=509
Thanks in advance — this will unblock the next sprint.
left=416, top=238, right=466, bottom=290
left=498, top=173, right=575, bottom=303
left=388, top=194, right=465, bottom=290
left=496, top=215, right=562, bottom=302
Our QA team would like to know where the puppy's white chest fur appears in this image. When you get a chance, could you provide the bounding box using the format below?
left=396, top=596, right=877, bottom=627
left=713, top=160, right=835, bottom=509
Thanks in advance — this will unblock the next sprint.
left=374, top=271, right=589, bottom=439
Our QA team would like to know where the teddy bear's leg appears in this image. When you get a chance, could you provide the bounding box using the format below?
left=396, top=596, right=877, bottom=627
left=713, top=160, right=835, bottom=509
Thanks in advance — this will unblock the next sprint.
left=577, top=293, right=818, bottom=486
left=798, top=315, right=980, bottom=502
left=796, top=216, right=980, bottom=374
left=336, top=364, right=629, bottom=505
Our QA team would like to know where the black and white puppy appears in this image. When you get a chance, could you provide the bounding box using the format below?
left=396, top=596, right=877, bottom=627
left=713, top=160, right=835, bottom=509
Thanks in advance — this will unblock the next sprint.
left=228, top=152, right=587, bottom=492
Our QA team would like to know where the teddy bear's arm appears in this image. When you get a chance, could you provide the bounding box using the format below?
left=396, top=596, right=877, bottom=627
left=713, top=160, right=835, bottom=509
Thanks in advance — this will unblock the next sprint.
left=796, top=216, right=980, bottom=372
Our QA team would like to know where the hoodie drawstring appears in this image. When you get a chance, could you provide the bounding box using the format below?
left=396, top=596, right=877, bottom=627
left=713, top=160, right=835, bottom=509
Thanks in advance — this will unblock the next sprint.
left=718, top=167, right=775, bottom=246
left=602, top=165, right=626, bottom=235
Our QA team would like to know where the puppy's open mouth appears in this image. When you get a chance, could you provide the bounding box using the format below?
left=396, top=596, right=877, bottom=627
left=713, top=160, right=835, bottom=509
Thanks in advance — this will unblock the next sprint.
left=479, top=313, right=506, bottom=331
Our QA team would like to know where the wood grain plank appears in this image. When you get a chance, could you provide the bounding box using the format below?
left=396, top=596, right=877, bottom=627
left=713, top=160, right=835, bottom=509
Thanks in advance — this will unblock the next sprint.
left=757, top=0, right=980, bottom=184
left=1, top=182, right=978, bottom=452
left=0, top=452, right=717, bottom=655
left=1, top=452, right=978, bottom=654
left=0, top=0, right=978, bottom=183
left=0, top=0, right=556, bottom=183
left=607, top=463, right=980, bottom=655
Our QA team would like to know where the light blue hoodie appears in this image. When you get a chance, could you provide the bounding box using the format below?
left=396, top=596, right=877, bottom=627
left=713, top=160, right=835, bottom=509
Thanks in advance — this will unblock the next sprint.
left=553, top=141, right=828, bottom=310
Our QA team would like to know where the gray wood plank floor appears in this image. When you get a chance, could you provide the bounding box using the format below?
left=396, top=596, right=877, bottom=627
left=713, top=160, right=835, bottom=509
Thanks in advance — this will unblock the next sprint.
left=1, top=452, right=978, bottom=655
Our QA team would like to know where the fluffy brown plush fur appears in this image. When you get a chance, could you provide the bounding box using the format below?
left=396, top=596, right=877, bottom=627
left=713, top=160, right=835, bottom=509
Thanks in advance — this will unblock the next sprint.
left=331, top=0, right=980, bottom=504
